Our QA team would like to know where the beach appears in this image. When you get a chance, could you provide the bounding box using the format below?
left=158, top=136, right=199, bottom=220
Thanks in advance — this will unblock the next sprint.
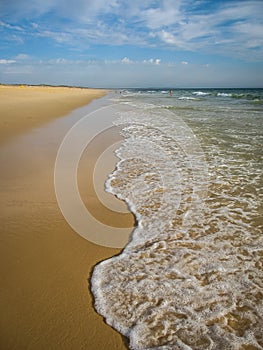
left=1, top=86, right=262, bottom=349
left=0, top=85, right=131, bottom=350
left=0, top=85, right=107, bottom=144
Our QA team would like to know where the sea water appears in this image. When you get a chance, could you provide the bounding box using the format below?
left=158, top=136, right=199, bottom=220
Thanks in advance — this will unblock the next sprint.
left=91, top=89, right=263, bottom=350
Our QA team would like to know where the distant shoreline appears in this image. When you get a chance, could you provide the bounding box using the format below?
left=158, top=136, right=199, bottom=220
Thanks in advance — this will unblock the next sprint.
left=0, top=83, right=106, bottom=89
left=1, top=84, right=262, bottom=90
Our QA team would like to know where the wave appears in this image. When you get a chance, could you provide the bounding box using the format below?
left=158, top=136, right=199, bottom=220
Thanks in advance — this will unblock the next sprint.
left=216, top=92, right=262, bottom=101
left=192, top=91, right=211, bottom=96
left=120, top=89, right=263, bottom=104
left=216, top=92, right=232, bottom=97
left=178, top=96, right=201, bottom=101
left=91, top=102, right=263, bottom=349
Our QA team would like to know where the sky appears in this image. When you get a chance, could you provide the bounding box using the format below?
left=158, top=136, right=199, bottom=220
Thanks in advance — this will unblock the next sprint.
left=0, top=0, right=263, bottom=88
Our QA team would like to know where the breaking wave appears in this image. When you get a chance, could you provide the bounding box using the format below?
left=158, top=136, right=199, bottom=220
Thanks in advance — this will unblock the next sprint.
left=91, top=100, right=263, bottom=349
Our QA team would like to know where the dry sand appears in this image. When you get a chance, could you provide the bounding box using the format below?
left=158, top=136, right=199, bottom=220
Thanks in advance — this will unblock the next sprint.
left=0, top=85, right=133, bottom=349
left=0, top=85, right=107, bottom=144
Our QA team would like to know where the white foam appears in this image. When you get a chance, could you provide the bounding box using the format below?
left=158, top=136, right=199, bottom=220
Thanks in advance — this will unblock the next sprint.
left=91, top=101, right=263, bottom=349
left=178, top=96, right=200, bottom=101
left=192, top=91, right=210, bottom=96
left=217, top=92, right=232, bottom=97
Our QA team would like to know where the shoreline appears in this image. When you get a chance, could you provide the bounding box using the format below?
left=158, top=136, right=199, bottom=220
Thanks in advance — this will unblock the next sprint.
left=0, top=86, right=131, bottom=350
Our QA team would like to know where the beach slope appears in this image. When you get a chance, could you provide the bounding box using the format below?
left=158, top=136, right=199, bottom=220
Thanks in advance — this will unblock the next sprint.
left=0, top=85, right=128, bottom=350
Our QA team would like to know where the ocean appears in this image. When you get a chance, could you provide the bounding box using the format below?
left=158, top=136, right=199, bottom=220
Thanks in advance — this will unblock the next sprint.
left=91, top=88, right=263, bottom=350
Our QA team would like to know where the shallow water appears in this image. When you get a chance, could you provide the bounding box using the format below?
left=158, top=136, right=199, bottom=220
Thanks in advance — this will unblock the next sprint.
left=91, top=89, right=263, bottom=350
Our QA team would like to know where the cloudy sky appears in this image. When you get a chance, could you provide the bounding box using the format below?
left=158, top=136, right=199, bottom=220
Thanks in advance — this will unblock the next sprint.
left=0, top=0, right=263, bottom=88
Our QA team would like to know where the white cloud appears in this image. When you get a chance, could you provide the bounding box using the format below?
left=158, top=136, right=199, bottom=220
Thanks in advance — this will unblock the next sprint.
left=1, top=57, right=262, bottom=88
left=157, top=30, right=186, bottom=49
left=0, top=0, right=263, bottom=62
left=142, top=0, right=181, bottom=29
left=150, top=1, right=263, bottom=60
left=232, top=22, right=263, bottom=47
left=15, top=54, right=30, bottom=60
left=143, top=58, right=161, bottom=65
left=0, top=0, right=59, bottom=19
left=121, top=57, right=133, bottom=64
left=158, top=30, right=177, bottom=45
left=47, top=58, right=69, bottom=64
left=0, top=21, right=24, bottom=31
left=37, top=30, right=73, bottom=43
left=0, top=59, right=16, bottom=64
left=181, top=61, right=188, bottom=65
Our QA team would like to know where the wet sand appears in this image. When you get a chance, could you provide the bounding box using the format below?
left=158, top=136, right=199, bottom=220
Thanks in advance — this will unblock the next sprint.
left=0, top=86, right=133, bottom=349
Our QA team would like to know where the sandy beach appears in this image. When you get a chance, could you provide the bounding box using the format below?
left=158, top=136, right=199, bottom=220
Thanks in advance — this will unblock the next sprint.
left=0, top=85, right=108, bottom=144
left=0, top=85, right=132, bottom=349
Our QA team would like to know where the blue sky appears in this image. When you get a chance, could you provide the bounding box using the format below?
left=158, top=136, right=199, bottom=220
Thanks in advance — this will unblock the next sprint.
left=0, top=0, right=263, bottom=88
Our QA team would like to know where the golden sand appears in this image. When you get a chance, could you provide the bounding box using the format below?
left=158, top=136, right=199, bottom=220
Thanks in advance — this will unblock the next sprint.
left=0, top=85, right=106, bottom=144
left=0, top=85, right=131, bottom=349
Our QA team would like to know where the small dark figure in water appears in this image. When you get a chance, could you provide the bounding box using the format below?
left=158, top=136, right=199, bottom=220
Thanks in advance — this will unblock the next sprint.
left=169, top=90, right=172, bottom=96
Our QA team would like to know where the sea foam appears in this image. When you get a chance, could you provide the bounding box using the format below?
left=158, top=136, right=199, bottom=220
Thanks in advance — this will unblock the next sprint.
left=91, top=102, right=263, bottom=350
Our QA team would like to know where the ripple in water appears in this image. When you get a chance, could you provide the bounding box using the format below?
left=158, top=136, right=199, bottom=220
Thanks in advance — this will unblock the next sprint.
left=91, top=105, right=263, bottom=350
